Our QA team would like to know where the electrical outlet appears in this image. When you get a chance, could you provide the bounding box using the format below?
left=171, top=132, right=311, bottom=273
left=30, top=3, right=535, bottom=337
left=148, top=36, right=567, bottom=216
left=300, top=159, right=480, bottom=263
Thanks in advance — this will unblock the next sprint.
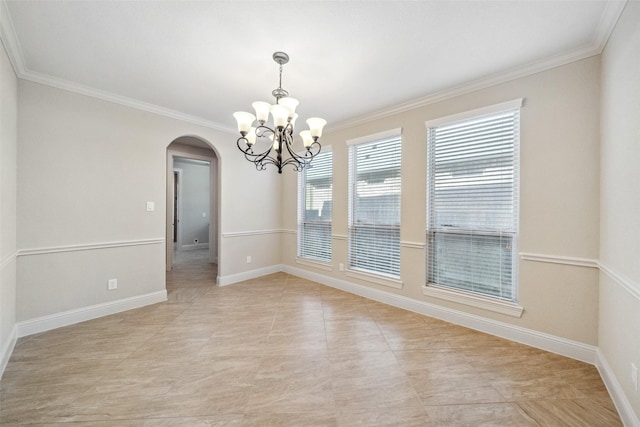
left=108, top=279, right=118, bottom=291
left=339, top=263, right=344, bottom=271
left=246, top=256, right=252, bottom=264
left=632, top=363, right=638, bottom=392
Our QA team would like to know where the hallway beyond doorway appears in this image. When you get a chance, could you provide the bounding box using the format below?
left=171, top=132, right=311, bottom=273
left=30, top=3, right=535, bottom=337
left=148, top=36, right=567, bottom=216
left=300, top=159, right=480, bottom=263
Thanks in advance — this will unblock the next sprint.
left=166, top=248, right=217, bottom=292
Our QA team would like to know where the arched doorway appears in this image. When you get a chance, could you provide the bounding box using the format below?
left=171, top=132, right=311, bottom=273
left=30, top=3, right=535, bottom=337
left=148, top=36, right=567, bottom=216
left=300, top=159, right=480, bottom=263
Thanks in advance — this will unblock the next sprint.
left=165, top=136, right=220, bottom=281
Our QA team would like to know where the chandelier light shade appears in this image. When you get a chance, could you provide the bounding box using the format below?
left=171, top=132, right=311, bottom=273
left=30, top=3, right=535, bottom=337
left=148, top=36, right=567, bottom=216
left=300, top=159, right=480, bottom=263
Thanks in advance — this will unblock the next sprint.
left=234, top=52, right=326, bottom=174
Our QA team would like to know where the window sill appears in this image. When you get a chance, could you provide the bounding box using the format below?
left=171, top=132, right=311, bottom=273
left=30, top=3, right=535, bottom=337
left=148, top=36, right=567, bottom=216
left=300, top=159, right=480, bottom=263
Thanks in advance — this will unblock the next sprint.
left=346, top=269, right=403, bottom=289
left=296, top=257, right=333, bottom=271
left=422, top=284, right=523, bottom=318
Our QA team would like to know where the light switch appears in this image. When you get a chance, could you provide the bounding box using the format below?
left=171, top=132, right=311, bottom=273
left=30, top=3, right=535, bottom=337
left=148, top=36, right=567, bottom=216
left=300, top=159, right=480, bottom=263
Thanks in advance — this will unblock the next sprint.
left=146, top=201, right=155, bottom=212
left=202, top=212, right=206, bottom=218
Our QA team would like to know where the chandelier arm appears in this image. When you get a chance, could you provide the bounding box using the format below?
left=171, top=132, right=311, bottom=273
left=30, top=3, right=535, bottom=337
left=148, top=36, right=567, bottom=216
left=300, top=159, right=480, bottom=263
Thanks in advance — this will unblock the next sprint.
left=248, top=151, right=280, bottom=172
left=282, top=148, right=308, bottom=167
left=236, top=134, right=290, bottom=173
left=304, top=141, right=322, bottom=158
left=236, top=136, right=276, bottom=166
left=255, top=124, right=275, bottom=138
left=284, top=136, right=322, bottom=166
left=249, top=151, right=280, bottom=171
left=279, top=156, right=310, bottom=174
left=302, top=141, right=322, bottom=161
left=280, top=157, right=307, bottom=171
left=255, top=156, right=280, bottom=171
left=280, top=131, right=296, bottom=155
left=270, top=130, right=307, bottom=173
left=280, top=132, right=308, bottom=164
left=252, top=124, right=282, bottom=166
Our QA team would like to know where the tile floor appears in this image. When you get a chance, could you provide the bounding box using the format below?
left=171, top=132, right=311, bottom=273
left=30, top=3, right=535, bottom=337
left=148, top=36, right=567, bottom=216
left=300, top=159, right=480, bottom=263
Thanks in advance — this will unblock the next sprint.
left=0, top=249, right=622, bottom=426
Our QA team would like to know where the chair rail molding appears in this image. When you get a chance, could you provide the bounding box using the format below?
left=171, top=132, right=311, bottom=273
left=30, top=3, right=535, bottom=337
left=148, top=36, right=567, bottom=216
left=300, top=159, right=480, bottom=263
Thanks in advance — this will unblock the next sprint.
left=520, top=252, right=599, bottom=268
left=599, top=261, right=640, bottom=301
left=222, top=229, right=283, bottom=238
left=0, top=251, right=17, bottom=270
left=18, top=238, right=165, bottom=257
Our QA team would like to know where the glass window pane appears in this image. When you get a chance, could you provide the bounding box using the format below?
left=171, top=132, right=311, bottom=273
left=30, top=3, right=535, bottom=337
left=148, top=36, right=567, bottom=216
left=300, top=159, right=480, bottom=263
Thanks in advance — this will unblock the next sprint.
left=298, top=151, right=332, bottom=262
left=427, top=109, right=519, bottom=301
left=349, top=135, right=402, bottom=277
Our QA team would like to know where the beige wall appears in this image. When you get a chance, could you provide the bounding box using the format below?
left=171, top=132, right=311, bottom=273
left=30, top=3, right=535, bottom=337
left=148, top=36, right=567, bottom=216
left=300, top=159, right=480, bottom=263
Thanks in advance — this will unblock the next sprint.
left=0, top=9, right=637, bottom=420
left=282, top=56, right=602, bottom=345
left=0, top=42, right=18, bottom=368
left=1, top=8, right=637, bottom=417
left=599, top=1, right=640, bottom=418
left=16, top=80, right=282, bottom=321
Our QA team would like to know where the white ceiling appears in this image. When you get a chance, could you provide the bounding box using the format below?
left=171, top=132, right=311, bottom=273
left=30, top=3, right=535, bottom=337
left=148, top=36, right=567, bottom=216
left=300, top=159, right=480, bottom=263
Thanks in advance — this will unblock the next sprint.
left=0, top=1, right=626, bottom=133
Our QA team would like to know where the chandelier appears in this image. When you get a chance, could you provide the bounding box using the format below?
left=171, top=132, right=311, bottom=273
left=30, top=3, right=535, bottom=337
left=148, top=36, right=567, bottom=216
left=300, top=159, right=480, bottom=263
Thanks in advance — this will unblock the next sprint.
left=233, top=52, right=326, bottom=174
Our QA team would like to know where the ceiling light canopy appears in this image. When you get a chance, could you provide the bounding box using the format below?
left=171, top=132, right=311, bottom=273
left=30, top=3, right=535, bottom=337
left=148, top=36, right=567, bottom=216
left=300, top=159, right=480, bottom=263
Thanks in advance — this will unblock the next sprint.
left=233, top=52, right=326, bottom=174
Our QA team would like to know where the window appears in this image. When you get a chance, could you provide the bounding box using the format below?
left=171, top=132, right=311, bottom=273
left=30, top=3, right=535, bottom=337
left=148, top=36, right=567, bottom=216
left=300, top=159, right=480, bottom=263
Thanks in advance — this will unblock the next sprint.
left=298, top=151, right=332, bottom=262
left=348, top=130, right=402, bottom=278
left=426, top=100, right=521, bottom=301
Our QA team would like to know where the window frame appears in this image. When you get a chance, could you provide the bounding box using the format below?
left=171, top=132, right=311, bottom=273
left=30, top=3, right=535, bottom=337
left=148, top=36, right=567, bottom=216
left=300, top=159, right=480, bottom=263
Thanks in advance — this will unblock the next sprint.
left=424, top=99, right=524, bottom=317
left=297, top=149, right=333, bottom=266
left=347, top=128, right=403, bottom=286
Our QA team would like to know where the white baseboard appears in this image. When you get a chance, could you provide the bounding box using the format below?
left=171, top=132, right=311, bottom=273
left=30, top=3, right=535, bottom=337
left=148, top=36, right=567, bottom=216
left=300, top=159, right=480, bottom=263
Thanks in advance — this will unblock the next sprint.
left=283, top=265, right=598, bottom=364
left=180, top=242, right=209, bottom=251
left=16, top=290, right=167, bottom=337
left=217, top=265, right=283, bottom=286
left=284, top=266, right=640, bottom=421
left=3, top=263, right=636, bottom=423
left=0, top=325, right=17, bottom=380
left=596, top=349, right=640, bottom=427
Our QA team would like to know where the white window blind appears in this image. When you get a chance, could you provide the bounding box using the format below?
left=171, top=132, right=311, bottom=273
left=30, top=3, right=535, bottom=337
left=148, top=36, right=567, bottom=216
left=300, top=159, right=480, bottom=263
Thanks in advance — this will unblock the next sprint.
left=298, top=151, right=332, bottom=262
left=348, top=132, right=401, bottom=277
left=427, top=106, right=520, bottom=301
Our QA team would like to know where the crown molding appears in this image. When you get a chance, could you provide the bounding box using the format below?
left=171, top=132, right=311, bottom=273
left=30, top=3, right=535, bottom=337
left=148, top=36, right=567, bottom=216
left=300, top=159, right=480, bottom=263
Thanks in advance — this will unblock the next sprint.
left=0, top=0, right=235, bottom=135
left=1, top=0, right=627, bottom=136
left=0, top=0, right=26, bottom=75
left=328, top=1, right=627, bottom=133
left=591, top=0, right=628, bottom=52
left=21, top=70, right=236, bottom=134
left=328, top=44, right=601, bottom=132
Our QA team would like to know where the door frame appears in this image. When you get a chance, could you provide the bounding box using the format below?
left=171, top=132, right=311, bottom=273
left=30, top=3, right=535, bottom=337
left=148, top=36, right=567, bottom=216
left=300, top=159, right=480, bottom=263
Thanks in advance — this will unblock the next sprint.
left=166, top=148, right=218, bottom=271
left=172, top=168, right=183, bottom=249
